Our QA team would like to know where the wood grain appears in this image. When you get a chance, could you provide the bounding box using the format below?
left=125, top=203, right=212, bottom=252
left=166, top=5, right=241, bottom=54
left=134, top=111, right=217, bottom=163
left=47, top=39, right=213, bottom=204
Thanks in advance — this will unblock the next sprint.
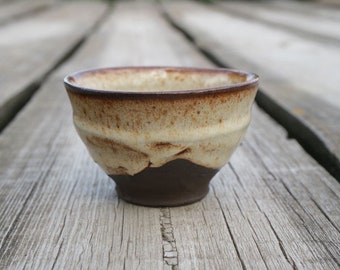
left=162, top=0, right=340, bottom=179
left=268, top=0, right=340, bottom=19
left=0, top=1, right=49, bottom=26
left=0, top=1, right=339, bottom=269
left=1, top=3, right=210, bottom=269
left=0, top=1, right=108, bottom=131
left=218, top=0, right=340, bottom=45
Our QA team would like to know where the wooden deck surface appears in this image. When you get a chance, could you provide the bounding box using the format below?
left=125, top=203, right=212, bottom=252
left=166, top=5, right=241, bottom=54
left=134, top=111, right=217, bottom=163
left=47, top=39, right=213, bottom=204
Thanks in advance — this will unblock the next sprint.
left=163, top=0, right=340, bottom=179
left=0, top=1, right=339, bottom=269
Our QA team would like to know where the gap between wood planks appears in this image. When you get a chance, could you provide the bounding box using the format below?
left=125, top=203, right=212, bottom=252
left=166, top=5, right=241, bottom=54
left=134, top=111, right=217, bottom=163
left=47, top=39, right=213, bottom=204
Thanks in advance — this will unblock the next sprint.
left=0, top=5, right=112, bottom=134
left=160, top=4, right=340, bottom=182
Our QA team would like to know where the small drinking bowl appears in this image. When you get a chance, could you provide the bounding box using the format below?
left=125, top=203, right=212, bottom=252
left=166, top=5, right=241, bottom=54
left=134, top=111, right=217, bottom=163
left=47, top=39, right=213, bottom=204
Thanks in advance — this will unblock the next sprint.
left=64, top=67, right=259, bottom=206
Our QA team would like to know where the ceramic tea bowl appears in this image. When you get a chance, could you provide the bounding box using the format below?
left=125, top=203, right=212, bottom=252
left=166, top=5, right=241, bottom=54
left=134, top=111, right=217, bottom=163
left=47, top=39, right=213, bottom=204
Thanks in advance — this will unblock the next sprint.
left=64, top=67, right=259, bottom=206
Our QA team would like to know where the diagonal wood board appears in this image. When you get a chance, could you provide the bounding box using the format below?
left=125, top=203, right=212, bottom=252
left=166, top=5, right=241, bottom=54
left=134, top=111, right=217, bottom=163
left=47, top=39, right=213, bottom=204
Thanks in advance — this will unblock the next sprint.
left=162, top=0, right=340, bottom=179
left=0, top=2, right=108, bottom=131
left=0, top=0, right=50, bottom=26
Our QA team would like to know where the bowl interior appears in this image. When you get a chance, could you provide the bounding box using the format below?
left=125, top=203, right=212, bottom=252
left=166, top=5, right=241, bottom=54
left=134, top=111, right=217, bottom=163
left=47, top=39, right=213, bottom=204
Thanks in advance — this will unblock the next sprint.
left=66, top=67, right=254, bottom=93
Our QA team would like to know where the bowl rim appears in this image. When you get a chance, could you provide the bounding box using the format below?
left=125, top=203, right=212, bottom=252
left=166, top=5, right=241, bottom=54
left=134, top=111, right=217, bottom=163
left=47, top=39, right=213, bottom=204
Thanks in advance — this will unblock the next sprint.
left=64, top=66, right=259, bottom=96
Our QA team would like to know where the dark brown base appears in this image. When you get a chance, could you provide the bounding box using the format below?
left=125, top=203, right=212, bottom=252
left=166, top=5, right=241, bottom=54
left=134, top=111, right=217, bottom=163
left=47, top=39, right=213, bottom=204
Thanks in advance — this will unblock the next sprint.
left=110, top=159, right=218, bottom=207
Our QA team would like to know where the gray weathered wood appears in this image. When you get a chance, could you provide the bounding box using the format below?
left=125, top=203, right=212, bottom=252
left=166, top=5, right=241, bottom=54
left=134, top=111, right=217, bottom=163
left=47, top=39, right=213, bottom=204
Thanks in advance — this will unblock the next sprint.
left=0, top=2, right=108, bottom=131
left=0, top=1, right=49, bottom=25
left=162, top=0, right=340, bottom=179
left=218, top=0, right=340, bottom=45
left=1, top=3, right=209, bottom=269
left=268, top=0, right=340, bottom=20
left=318, top=0, right=340, bottom=5
left=0, top=1, right=339, bottom=269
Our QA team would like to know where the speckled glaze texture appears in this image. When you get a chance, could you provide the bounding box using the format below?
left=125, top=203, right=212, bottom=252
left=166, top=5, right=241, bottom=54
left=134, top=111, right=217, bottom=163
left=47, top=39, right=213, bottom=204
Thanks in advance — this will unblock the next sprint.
left=64, top=67, right=259, bottom=206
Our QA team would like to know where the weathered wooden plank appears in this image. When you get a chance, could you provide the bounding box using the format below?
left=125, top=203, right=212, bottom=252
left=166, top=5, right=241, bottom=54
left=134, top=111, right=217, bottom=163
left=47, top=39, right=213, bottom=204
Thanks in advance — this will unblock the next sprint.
left=0, top=2, right=108, bottom=132
left=268, top=0, right=340, bottom=20
left=229, top=111, right=340, bottom=268
left=0, top=1, right=339, bottom=269
left=1, top=2, right=210, bottom=269
left=170, top=107, right=340, bottom=269
left=218, top=0, right=340, bottom=45
left=318, top=0, right=340, bottom=6
left=0, top=1, right=49, bottom=25
left=162, top=0, right=340, bottom=179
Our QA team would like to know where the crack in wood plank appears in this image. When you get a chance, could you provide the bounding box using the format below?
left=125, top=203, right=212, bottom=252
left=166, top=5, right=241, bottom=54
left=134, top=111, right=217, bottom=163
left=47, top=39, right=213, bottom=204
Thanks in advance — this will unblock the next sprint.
left=211, top=186, right=247, bottom=270
left=160, top=208, right=178, bottom=269
left=226, top=159, right=297, bottom=269
left=244, top=139, right=340, bottom=267
left=251, top=234, right=270, bottom=270
left=309, top=196, right=340, bottom=234
left=0, top=179, right=38, bottom=261
left=279, top=182, right=340, bottom=268
left=0, top=122, right=75, bottom=265
left=0, top=141, right=62, bottom=259
left=232, top=189, right=246, bottom=220
left=0, top=181, right=39, bottom=258
left=51, top=239, right=64, bottom=270
left=260, top=208, right=297, bottom=270
left=51, top=215, right=67, bottom=268
left=229, top=163, right=245, bottom=189
left=239, top=140, right=337, bottom=267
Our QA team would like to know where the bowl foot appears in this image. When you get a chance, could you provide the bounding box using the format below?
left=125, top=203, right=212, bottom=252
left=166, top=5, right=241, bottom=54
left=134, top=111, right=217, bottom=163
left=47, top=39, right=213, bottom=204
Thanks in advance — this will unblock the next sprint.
left=110, top=159, right=218, bottom=207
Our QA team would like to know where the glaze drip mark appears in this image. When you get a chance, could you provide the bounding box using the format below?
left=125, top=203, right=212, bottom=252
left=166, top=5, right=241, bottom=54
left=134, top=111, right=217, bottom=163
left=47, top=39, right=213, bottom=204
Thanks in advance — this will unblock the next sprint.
left=152, top=142, right=176, bottom=148
left=160, top=208, right=178, bottom=269
left=116, top=166, right=128, bottom=175
left=175, top=148, right=191, bottom=156
left=86, top=135, right=145, bottom=154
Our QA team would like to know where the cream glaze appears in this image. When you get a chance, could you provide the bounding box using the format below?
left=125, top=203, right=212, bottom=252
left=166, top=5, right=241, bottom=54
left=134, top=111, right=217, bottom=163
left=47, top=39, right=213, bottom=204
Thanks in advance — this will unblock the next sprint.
left=73, top=68, right=248, bottom=92
left=65, top=67, right=258, bottom=175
